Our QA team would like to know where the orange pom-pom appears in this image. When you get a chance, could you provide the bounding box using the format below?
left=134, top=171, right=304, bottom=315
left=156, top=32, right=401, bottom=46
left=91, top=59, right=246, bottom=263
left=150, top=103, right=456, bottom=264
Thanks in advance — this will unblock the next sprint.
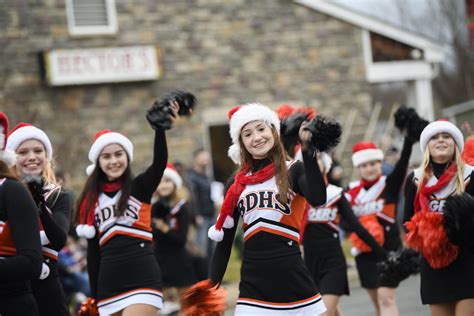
left=462, top=136, right=474, bottom=165
left=78, top=297, right=99, bottom=316
left=181, top=279, right=227, bottom=316
left=349, top=215, right=384, bottom=252
left=404, top=211, right=459, bottom=269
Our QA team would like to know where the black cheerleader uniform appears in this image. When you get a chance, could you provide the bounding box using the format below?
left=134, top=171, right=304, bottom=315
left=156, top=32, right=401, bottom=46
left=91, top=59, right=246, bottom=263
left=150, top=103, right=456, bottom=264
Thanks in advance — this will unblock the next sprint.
left=86, top=130, right=167, bottom=315
left=345, top=138, right=413, bottom=289
left=0, top=178, right=43, bottom=316
left=31, top=184, right=71, bottom=316
left=152, top=199, right=197, bottom=287
left=210, top=151, right=328, bottom=315
left=404, top=162, right=474, bottom=304
left=302, top=184, right=387, bottom=296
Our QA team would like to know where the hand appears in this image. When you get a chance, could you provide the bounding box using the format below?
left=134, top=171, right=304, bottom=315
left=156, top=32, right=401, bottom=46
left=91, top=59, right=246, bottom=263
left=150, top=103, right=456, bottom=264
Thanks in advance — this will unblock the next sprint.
left=168, top=100, right=180, bottom=125
left=153, top=218, right=170, bottom=233
left=298, top=121, right=313, bottom=151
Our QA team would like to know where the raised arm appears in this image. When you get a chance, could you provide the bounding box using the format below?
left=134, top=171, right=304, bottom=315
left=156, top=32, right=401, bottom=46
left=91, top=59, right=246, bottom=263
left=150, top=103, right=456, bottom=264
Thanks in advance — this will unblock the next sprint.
left=385, top=138, right=414, bottom=198
left=132, top=129, right=168, bottom=203
left=290, top=149, right=326, bottom=207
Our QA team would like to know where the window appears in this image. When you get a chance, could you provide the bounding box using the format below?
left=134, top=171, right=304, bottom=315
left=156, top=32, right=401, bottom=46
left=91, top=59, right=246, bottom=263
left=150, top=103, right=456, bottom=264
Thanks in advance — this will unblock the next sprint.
left=66, top=0, right=118, bottom=36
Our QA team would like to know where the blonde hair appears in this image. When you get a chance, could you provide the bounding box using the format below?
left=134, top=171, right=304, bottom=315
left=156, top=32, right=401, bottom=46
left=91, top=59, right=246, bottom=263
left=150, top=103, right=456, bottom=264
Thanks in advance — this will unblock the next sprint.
left=417, top=145, right=465, bottom=194
left=13, top=141, right=58, bottom=186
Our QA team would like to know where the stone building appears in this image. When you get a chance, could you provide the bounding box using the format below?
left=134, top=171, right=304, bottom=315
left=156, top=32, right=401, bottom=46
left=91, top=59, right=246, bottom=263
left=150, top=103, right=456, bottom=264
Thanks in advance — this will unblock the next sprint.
left=0, top=0, right=444, bottom=187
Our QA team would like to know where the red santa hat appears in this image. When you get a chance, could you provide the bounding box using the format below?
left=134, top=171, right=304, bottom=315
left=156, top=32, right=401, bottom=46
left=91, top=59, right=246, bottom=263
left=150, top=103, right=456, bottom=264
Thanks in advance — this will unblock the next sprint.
left=352, top=141, right=384, bottom=167
left=6, top=122, right=53, bottom=159
left=163, top=162, right=183, bottom=189
left=419, top=120, right=464, bottom=154
left=227, top=103, right=280, bottom=164
left=0, top=112, right=16, bottom=167
left=86, top=129, right=134, bottom=175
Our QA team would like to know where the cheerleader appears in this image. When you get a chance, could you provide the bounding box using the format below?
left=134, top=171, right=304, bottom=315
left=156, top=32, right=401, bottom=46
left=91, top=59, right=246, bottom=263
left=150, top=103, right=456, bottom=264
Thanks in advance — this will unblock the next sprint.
left=75, top=101, right=179, bottom=315
left=6, top=123, right=71, bottom=316
left=403, top=120, right=474, bottom=315
left=301, top=152, right=387, bottom=316
left=207, top=103, right=328, bottom=315
left=0, top=112, right=43, bottom=316
left=345, top=135, right=414, bottom=315
left=151, top=163, right=196, bottom=308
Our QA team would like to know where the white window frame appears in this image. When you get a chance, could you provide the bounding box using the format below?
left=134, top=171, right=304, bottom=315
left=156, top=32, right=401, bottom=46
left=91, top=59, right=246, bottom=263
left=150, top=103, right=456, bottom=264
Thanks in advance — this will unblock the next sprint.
left=66, top=0, right=118, bottom=36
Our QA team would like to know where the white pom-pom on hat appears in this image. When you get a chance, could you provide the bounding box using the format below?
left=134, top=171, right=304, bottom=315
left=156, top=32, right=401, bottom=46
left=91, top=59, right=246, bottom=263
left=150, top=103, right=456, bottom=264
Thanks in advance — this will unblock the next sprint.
left=208, top=225, right=224, bottom=242
left=76, top=224, right=96, bottom=239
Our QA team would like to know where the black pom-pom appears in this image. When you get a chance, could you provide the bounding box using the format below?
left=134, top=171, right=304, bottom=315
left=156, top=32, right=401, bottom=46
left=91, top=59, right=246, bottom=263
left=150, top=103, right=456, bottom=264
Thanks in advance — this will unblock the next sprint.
left=407, top=117, right=429, bottom=142
left=305, top=115, right=342, bottom=153
left=393, top=106, right=429, bottom=142
left=394, top=106, right=418, bottom=131
left=146, top=90, right=197, bottom=130
left=280, top=111, right=313, bottom=156
left=378, top=248, right=421, bottom=287
left=443, top=193, right=474, bottom=252
left=22, top=174, right=45, bottom=206
left=146, top=100, right=174, bottom=130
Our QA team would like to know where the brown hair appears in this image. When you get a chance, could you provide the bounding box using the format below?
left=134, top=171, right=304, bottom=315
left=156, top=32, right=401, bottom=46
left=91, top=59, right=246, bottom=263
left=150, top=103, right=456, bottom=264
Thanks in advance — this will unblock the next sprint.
left=0, top=160, right=18, bottom=180
left=74, top=160, right=133, bottom=224
left=238, top=124, right=291, bottom=204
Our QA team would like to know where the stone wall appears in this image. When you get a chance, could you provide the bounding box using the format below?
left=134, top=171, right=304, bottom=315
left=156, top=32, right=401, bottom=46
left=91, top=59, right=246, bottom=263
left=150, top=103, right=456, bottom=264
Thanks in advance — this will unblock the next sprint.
left=0, top=0, right=372, bottom=189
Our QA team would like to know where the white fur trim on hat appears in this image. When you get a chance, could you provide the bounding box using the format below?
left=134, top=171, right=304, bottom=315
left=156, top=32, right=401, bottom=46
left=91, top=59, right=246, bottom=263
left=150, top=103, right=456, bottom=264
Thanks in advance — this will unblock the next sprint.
left=228, top=103, right=280, bottom=163
left=87, top=132, right=133, bottom=174
left=420, top=120, right=464, bottom=154
left=352, top=148, right=384, bottom=167
left=0, top=149, right=16, bottom=167
left=163, top=168, right=183, bottom=189
left=6, top=125, right=53, bottom=159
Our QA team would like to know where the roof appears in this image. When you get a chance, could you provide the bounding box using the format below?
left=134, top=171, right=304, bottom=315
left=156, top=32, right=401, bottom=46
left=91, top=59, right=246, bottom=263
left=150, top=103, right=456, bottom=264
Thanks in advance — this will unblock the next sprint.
left=294, top=0, right=445, bottom=63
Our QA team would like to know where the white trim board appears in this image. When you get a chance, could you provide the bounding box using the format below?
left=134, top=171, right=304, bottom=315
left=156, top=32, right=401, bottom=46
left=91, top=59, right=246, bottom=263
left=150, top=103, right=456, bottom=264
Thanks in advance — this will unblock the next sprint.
left=294, top=0, right=445, bottom=62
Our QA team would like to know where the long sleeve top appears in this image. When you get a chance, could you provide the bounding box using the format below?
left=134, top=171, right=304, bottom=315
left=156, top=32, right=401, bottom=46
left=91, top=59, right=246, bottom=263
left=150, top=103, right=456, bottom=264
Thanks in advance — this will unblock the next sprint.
left=403, top=162, right=474, bottom=226
left=152, top=199, right=190, bottom=253
left=86, top=129, right=167, bottom=297
left=209, top=149, right=326, bottom=284
left=0, top=178, right=42, bottom=286
left=39, top=186, right=71, bottom=260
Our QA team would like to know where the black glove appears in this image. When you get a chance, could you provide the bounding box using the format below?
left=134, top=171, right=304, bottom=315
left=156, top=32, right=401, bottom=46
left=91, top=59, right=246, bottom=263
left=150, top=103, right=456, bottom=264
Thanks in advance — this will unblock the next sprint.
left=23, top=174, right=46, bottom=213
left=377, top=248, right=421, bottom=288
left=394, top=106, right=429, bottom=143
left=146, top=90, right=197, bottom=130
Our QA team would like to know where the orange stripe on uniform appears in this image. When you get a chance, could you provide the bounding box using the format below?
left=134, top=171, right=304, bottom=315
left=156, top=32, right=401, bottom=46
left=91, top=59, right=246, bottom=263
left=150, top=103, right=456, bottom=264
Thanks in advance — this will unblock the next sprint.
left=239, top=293, right=321, bottom=306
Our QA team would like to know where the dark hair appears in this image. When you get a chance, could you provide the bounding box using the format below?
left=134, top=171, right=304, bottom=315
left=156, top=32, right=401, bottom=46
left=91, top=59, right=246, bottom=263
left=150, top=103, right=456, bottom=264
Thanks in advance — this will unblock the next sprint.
left=0, top=161, right=18, bottom=180
left=74, top=160, right=133, bottom=225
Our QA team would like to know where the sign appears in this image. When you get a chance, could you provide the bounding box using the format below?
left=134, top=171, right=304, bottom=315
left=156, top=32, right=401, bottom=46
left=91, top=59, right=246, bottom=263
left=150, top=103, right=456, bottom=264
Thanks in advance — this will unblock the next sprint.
left=44, top=45, right=161, bottom=86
